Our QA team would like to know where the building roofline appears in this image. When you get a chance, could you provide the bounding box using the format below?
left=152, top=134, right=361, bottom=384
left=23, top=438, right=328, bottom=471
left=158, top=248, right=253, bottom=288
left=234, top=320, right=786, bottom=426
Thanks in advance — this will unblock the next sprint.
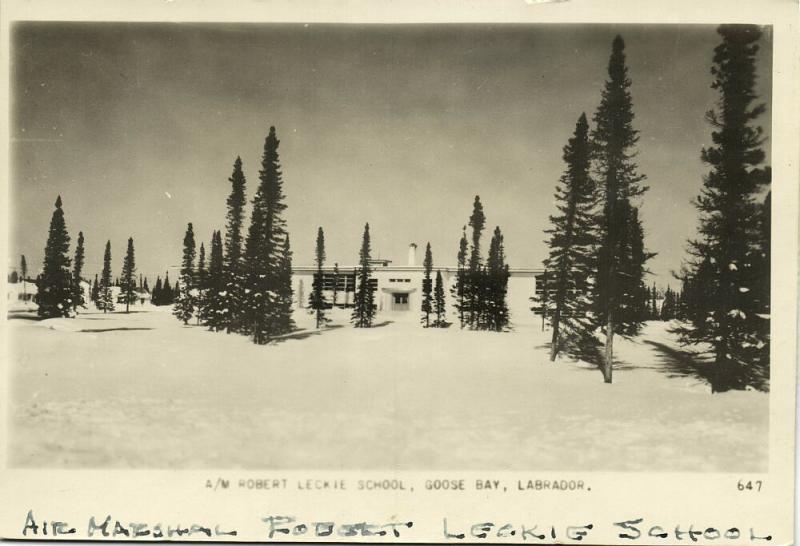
left=292, top=265, right=544, bottom=275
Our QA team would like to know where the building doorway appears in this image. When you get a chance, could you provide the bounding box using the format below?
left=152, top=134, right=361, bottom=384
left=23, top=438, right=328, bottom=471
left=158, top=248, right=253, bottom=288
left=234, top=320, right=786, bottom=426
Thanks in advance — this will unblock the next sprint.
left=392, top=292, right=409, bottom=311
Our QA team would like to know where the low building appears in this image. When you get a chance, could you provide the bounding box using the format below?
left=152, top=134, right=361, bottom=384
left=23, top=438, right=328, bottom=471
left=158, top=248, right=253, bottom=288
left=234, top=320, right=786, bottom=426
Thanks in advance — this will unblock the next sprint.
left=292, top=243, right=544, bottom=324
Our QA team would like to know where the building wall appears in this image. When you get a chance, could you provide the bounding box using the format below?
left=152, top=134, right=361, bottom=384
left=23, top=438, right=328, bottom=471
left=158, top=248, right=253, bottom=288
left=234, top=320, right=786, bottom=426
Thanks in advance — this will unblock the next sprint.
left=292, top=265, right=540, bottom=326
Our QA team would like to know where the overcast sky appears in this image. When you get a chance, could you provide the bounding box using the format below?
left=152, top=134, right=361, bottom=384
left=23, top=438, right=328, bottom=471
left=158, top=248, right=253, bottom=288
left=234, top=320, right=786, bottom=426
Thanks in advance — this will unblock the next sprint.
left=10, top=23, right=772, bottom=288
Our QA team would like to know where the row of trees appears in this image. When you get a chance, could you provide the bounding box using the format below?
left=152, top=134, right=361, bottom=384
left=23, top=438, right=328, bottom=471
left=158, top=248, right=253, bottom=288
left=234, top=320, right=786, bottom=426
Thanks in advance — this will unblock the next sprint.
left=451, top=196, right=510, bottom=331
left=34, top=196, right=140, bottom=318
left=540, top=27, right=770, bottom=391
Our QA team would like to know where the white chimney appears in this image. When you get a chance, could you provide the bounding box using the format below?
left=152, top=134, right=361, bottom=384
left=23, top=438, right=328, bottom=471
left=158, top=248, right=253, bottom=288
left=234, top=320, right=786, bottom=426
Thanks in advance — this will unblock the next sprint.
left=408, top=243, right=418, bottom=267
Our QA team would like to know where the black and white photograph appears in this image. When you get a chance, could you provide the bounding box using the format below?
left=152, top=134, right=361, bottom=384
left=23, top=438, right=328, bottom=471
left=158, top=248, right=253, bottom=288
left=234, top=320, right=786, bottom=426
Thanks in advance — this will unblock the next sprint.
left=1, top=0, right=798, bottom=542
left=6, top=21, right=775, bottom=471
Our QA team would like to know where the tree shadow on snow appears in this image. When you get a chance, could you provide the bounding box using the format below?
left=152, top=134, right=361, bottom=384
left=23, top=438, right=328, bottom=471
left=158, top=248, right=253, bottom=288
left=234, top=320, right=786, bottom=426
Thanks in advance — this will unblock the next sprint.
left=270, top=324, right=345, bottom=343
left=642, top=340, right=714, bottom=385
left=7, top=311, right=40, bottom=321
left=79, top=327, right=155, bottom=333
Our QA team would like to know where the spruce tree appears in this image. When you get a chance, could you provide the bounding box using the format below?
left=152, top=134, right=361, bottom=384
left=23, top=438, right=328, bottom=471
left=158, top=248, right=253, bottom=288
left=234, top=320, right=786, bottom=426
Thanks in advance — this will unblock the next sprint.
left=91, top=273, right=100, bottom=304
left=173, top=223, right=196, bottom=325
left=591, top=35, right=650, bottom=383
left=352, top=223, right=375, bottom=328
left=452, top=227, right=469, bottom=328
left=152, top=276, right=163, bottom=306
left=486, top=226, right=510, bottom=331
left=678, top=25, right=770, bottom=392
left=332, top=263, right=340, bottom=308
left=98, top=240, right=114, bottom=313
left=196, top=242, right=207, bottom=324
left=537, top=269, right=550, bottom=332
left=119, top=237, right=137, bottom=313
left=541, top=113, right=598, bottom=360
left=36, top=196, right=73, bottom=318
left=466, top=196, right=486, bottom=328
left=433, top=269, right=448, bottom=327
left=20, top=255, right=28, bottom=303
left=204, top=230, right=225, bottom=330
left=243, top=126, right=292, bottom=344
left=309, top=227, right=328, bottom=328
left=421, top=242, right=433, bottom=327
left=222, top=156, right=247, bottom=333
left=71, top=231, right=86, bottom=312
left=163, top=272, right=173, bottom=305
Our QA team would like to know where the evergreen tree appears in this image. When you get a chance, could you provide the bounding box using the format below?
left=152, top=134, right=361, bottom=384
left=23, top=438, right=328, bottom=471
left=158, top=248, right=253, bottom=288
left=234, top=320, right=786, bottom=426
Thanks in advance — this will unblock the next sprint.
left=466, top=196, right=486, bottom=328
left=36, top=196, right=73, bottom=318
left=20, top=255, right=28, bottom=302
left=98, top=240, right=114, bottom=313
left=204, top=230, right=225, bottom=330
left=309, top=227, right=329, bottom=328
left=541, top=113, right=598, bottom=360
left=332, top=263, right=340, bottom=308
left=352, top=223, right=375, bottom=328
left=591, top=35, right=650, bottom=383
left=196, top=242, right=207, bottom=324
left=222, top=156, right=247, bottom=333
left=485, top=227, right=510, bottom=331
left=71, top=231, right=86, bottom=311
left=163, top=272, right=173, bottom=305
left=152, top=276, right=163, bottom=305
left=243, top=126, right=292, bottom=344
left=143, top=277, right=150, bottom=293
left=678, top=25, right=770, bottom=392
left=537, top=269, right=550, bottom=332
left=433, top=270, right=448, bottom=327
left=119, top=237, right=137, bottom=313
left=451, top=227, right=469, bottom=328
left=173, top=223, right=196, bottom=325
left=660, top=286, right=677, bottom=320
left=91, top=273, right=100, bottom=304
left=421, top=242, right=433, bottom=327
left=650, top=283, right=658, bottom=320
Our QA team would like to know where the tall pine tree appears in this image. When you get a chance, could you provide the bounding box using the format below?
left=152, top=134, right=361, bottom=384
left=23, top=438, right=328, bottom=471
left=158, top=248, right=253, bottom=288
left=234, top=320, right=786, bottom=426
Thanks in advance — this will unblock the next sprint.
left=204, top=230, right=226, bottom=330
left=72, top=231, right=86, bottom=312
left=352, top=223, right=375, bottom=328
left=591, top=35, right=650, bottom=383
left=452, top=227, right=469, bottom=328
left=98, top=240, right=114, bottom=313
left=243, top=126, right=292, bottom=344
left=421, top=242, right=433, bottom=327
left=678, top=25, right=771, bottom=392
left=309, top=227, right=328, bottom=328
left=196, top=242, right=207, bottom=324
left=222, top=156, right=247, bottom=333
left=36, top=196, right=73, bottom=318
left=174, top=223, right=196, bottom=325
left=485, top=227, right=510, bottom=331
left=120, top=237, right=137, bottom=313
left=541, top=113, right=598, bottom=360
left=433, top=270, right=448, bottom=327
left=466, top=196, right=486, bottom=328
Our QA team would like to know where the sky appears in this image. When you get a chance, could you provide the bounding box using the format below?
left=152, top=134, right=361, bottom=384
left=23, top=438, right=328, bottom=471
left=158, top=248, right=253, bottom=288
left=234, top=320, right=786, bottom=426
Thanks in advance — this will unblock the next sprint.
left=10, top=23, right=772, bottom=288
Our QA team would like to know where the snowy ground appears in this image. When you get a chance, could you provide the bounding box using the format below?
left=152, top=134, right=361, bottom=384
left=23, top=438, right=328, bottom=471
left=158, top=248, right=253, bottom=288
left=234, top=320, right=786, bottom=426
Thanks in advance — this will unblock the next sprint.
left=6, top=298, right=767, bottom=471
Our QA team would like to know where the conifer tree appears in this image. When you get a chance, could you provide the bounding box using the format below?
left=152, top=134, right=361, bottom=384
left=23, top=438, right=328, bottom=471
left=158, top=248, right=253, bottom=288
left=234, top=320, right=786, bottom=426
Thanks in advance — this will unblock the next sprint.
left=143, top=277, right=149, bottom=293
left=332, top=263, right=340, bottom=308
left=163, top=272, right=173, bottom=305
left=152, top=276, right=163, bottom=305
left=485, top=226, right=510, bottom=331
left=91, top=273, right=100, bottom=304
left=352, top=223, right=375, bottom=328
left=204, top=230, right=225, bottom=330
left=466, top=196, right=486, bottom=328
left=243, top=126, right=292, bottom=343
left=222, top=156, right=247, bottom=333
left=537, top=269, right=550, bottom=332
left=541, top=113, right=598, bottom=360
left=20, top=255, right=28, bottom=303
left=452, top=227, right=469, bottom=328
left=660, top=286, right=677, bottom=320
left=71, top=231, right=86, bottom=311
left=433, top=270, right=448, bottom=327
left=421, top=242, right=433, bottom=327
left=678, top=25, right=771, bottom=392
left=196, top=242, right=207, bottom=324
left=120, top=237, right=137, bottom=313
left=309, top=227, right=328, bottom=328
left=36, top=196, right=73, bottom=318
left=591, top=35, right=650, bottom=383
left=98, top=240, right=115, bottom=313
left=173, top=223, right=196, bottom=325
